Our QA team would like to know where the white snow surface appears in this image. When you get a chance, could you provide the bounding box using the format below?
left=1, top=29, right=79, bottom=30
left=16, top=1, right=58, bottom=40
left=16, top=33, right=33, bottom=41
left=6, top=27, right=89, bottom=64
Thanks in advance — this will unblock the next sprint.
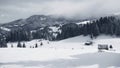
left=40, top=17, right=46, bottom=20
left=76, top=21, right=91, bottom=25
left=0, top=27, right=11, bottom=31
left=49, top=26, right=61, bottom=37
left=49, top=26, right=60, bottom=32
left=0, top=35, right=120, bottom=68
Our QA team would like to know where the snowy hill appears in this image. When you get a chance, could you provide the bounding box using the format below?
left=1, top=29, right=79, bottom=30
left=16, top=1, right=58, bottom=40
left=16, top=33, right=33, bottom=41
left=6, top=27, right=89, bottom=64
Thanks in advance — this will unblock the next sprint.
left=0, top=15, right=120, bottom=68
left=0, top=15, right=82, bottom=30
left=0, top=35, right=120, bottom=68
left=5, top=35, right=120, bottom=51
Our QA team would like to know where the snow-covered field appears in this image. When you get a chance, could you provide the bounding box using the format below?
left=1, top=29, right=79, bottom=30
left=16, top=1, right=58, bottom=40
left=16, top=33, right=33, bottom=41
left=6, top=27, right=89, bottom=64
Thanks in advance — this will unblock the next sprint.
left=0, top=35, right=120, bottom=68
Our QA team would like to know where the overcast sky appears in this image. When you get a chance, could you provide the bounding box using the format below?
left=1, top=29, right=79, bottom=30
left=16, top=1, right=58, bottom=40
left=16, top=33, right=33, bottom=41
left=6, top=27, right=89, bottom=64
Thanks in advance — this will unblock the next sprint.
left=0, top=0, right=120, bottom=23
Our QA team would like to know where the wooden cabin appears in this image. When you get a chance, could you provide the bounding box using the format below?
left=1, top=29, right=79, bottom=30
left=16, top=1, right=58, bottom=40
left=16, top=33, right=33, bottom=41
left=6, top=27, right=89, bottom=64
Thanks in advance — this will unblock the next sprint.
left=84, top=41, right=93, bottom=45
left=98, top=44, right=109, bottom=51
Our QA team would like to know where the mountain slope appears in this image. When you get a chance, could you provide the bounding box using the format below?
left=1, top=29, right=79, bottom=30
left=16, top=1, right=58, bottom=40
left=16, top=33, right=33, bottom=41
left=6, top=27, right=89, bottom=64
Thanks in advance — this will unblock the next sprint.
left=0, top=15, right=82, bottom=30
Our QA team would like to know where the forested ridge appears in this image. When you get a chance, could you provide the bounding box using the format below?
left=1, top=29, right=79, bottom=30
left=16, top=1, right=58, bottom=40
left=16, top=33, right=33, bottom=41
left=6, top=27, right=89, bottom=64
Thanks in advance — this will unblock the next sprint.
left=0, top=16, right=120, bottom=47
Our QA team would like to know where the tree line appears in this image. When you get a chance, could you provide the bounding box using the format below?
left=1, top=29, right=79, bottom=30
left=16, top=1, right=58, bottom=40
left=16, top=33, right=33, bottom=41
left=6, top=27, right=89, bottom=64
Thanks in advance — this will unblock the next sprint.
left=57, top=16, right=120, bottom=40
left=0, top=16, right=120, bottom=47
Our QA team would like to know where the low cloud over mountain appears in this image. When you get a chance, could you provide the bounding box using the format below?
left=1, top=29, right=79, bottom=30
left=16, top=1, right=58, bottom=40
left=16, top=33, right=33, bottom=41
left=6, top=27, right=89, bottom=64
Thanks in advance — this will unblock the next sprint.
left=0, top=0, right=120, bottom=23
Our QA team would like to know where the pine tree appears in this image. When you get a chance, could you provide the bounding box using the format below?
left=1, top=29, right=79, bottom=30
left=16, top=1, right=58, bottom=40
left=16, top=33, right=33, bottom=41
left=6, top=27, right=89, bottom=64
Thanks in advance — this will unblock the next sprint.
left=109, top=45, right=113, bottom=49
left=35, top=43, right=38, bottom=48
left=3, top=39, right=7, bottom=48
left=92, top=23, right=100, bottom=38
left=11, top=44, right=13, bottom=48
left=0, top=36, right=7, bottom=48
left=17, top=41, right=22, bottom=48
left=115, top=23, right=120, bottom=36
left=23, top=43, right=26, bottom=48
left=40, top=42, right=43, bottom=46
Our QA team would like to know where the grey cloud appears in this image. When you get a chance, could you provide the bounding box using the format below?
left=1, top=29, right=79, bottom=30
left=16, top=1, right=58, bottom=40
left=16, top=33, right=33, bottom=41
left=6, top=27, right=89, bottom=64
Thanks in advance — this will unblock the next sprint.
left=0, top=0, right=120, bottom=23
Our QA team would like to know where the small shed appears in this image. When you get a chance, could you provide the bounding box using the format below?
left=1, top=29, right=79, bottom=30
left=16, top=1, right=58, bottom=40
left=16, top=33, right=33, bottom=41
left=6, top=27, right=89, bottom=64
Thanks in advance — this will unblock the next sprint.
left=84, top=41, right=93, bottom=45
left=98, top=44, right=109, bottom=51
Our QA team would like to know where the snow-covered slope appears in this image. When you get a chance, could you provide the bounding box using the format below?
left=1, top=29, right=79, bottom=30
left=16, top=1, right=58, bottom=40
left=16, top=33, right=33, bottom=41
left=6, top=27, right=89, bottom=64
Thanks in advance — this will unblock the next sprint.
left=0, top=35, right=120, bottom=68
left=76, top=21, right=91, bottom=25
left=0, top=27, right=11, bottom=31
